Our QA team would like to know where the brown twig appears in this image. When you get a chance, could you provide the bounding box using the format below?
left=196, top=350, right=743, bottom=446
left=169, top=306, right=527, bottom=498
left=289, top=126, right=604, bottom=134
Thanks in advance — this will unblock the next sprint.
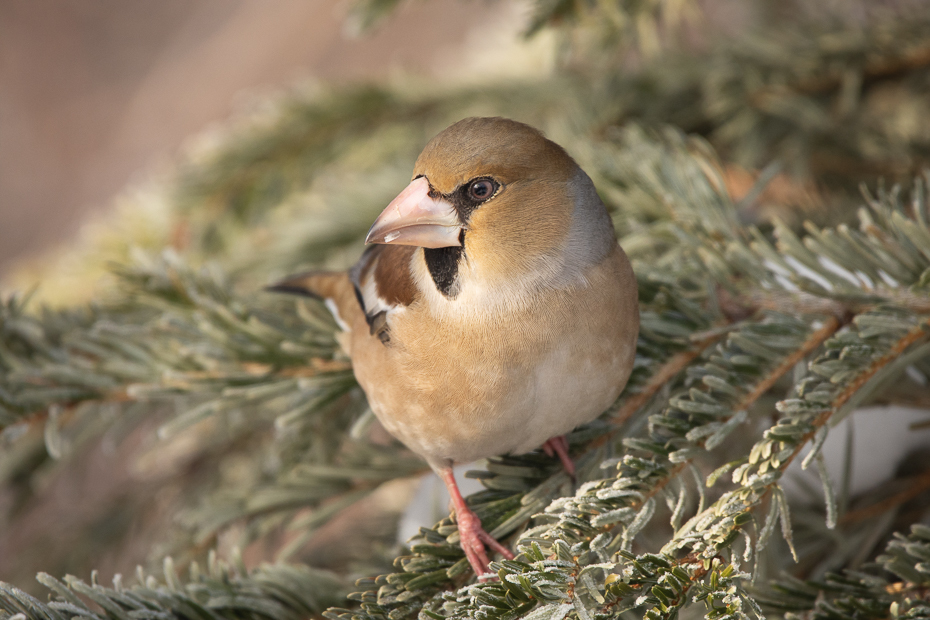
left=730, top=289, right=849, bottom=319
left=832, top=321, right=930, bottom=412
left=772, top=321, right=930, bottom=478
left=839, top=470, right=930, bottom=526
left=735, top=316, right=843, bottom=411
left=726, top=282, right=930, bottom=327
left=609, top=336, right=719, bottom=427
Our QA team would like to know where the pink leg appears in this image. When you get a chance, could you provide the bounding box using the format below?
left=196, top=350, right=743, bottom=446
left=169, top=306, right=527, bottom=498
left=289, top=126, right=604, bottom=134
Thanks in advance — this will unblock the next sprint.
left=542, top=435, right=576, bottom=479
left=438, top=467, right=514, bottom=581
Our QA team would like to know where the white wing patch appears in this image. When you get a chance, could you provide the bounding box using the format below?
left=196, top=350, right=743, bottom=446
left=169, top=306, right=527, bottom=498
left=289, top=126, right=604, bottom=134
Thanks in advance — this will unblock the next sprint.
left=353, top=250, right=410, bottom=337
left=358, top=266, right=394, bottom=318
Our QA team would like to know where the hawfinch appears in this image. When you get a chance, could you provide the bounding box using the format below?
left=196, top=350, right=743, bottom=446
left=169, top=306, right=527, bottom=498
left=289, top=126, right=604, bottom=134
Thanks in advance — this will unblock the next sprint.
left=271, top=117, right=639, bottom=578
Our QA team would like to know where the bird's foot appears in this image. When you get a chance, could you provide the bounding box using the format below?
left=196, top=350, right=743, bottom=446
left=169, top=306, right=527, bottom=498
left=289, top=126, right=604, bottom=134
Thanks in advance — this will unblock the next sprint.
left=439, top=467, right=515, bottom=581
left=542, top=435, right=576, bottom=480
left=455, top=504, right=514, bottom=580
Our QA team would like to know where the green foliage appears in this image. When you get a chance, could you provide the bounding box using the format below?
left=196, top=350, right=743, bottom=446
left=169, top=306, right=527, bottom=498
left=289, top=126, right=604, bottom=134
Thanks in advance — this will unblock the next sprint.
left=0, top=556, right=347, bottom=620
left=760, top=524, right=930, bottom=619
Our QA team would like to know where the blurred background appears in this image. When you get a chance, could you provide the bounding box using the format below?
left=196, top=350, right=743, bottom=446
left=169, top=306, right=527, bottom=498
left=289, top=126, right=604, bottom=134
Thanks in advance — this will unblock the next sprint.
left=0, top=0, right=533, bottom=277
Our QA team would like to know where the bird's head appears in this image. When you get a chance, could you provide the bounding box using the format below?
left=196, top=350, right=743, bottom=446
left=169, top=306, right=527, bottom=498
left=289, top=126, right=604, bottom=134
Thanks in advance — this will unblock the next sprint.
left=366, top=117, right=615, bottom=290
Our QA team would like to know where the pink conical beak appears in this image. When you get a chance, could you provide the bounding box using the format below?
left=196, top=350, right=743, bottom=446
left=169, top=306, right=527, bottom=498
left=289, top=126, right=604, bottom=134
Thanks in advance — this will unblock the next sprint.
left=365, top=177, right=462, bottom=248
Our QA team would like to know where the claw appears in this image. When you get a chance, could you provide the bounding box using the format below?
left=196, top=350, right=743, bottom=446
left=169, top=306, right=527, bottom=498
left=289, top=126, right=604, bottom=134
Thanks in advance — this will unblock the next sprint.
left=438, top=467, right=514, bottom=580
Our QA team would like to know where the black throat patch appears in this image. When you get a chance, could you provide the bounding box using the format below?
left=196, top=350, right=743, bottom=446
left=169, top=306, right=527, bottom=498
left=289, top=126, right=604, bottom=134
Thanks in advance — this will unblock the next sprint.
left=420, top=176, right=497, bottom=299
left=424, top=236, right=465, bottom=298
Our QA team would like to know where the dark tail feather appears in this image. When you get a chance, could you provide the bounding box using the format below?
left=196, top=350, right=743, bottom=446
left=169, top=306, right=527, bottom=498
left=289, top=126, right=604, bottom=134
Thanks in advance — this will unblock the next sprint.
left=266, top=271, right=359, bottom=329
left=266, top=277, right=323, bottom=300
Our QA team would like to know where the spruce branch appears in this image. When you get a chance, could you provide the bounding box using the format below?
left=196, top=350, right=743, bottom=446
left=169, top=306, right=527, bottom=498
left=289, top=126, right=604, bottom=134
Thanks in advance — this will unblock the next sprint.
left=759, top=524, right=930, bottom=619
left=838, top=470, right=930, bottom=528
left=0, top=556, right=347, bottom=620
left=607, top=334, right=719, bottom=429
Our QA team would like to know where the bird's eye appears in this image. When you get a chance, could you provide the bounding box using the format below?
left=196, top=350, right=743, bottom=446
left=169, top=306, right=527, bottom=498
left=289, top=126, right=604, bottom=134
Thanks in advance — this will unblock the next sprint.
left=467, top=179, right=496, bottom=202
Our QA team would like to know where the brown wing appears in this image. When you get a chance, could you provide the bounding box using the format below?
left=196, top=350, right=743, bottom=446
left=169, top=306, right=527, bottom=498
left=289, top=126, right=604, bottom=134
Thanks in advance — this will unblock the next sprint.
left=268, top=244, right=419, bottom=340
left=349, top=244, right=418, bottom=343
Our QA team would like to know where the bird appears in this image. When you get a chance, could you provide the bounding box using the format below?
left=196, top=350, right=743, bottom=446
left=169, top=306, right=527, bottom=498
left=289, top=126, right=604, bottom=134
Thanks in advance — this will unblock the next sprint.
left=269, top=117, right=639, bottom=579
